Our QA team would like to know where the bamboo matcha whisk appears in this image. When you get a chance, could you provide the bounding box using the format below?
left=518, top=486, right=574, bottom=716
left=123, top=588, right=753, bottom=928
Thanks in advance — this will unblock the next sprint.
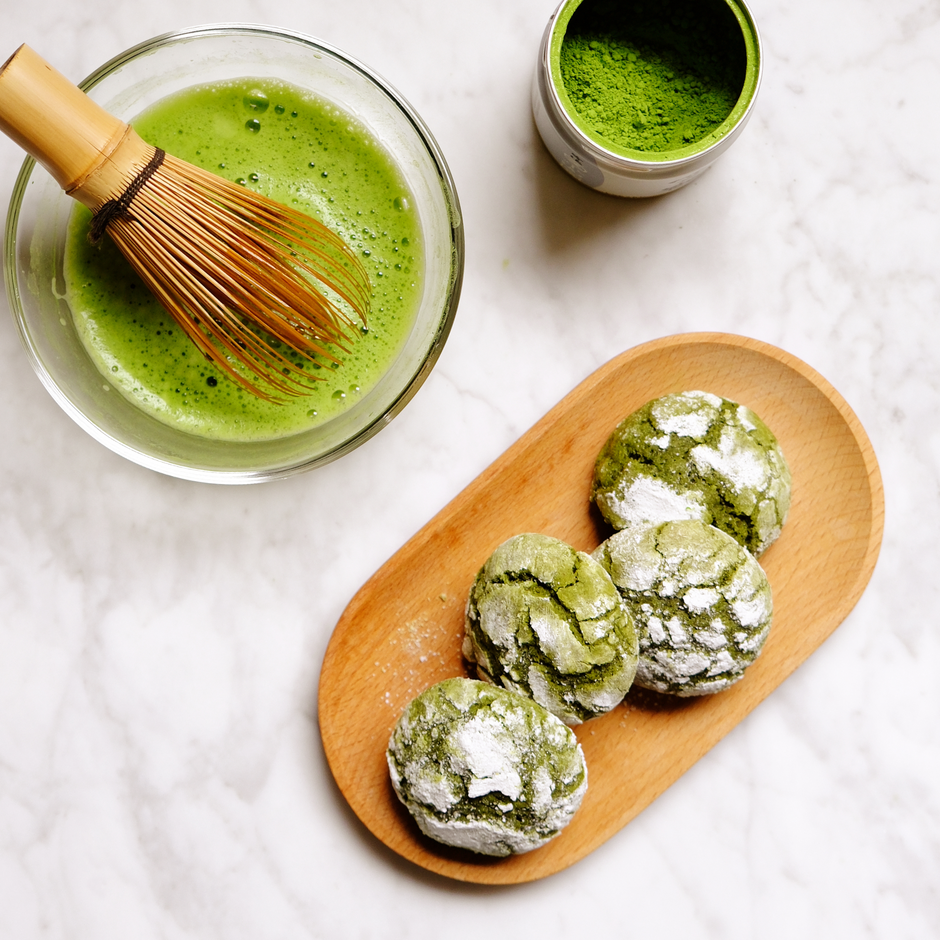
left=0, top=44, right=371, bottom=401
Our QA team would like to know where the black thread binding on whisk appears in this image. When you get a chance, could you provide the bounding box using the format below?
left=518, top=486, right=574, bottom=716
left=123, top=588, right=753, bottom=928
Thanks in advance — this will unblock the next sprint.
left=88, top=148, right=166, bottom=245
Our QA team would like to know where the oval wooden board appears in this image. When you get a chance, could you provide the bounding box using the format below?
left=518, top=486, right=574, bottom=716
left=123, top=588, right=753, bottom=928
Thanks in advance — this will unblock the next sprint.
left=318, top=332, right=884, bottom=885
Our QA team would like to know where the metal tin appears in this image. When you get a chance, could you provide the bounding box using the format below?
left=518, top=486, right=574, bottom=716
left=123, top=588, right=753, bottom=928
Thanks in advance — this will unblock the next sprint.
left=533, top=0, right=762, bottom=197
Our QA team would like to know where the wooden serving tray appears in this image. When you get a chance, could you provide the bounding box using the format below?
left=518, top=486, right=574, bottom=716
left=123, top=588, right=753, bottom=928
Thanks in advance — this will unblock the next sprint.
left=318, top=333, right=884, bottom=884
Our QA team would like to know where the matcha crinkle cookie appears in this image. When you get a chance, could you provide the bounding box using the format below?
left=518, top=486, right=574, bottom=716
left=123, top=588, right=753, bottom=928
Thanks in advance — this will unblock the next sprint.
left=593, top=519, right=773, bottom=696
left=387, top=678, right=588, bottom=856
left=463, top=533, right=638, bottom=725
left=592, top=390, right=791, bottom=556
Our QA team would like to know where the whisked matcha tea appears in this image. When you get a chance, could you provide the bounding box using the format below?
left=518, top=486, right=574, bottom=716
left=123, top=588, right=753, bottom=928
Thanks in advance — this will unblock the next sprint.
left=64, top=78, right=423, bottom=441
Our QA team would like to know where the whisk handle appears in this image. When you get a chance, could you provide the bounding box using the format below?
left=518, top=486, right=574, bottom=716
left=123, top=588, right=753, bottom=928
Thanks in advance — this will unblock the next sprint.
left=0, top=44, right=138, bottom=200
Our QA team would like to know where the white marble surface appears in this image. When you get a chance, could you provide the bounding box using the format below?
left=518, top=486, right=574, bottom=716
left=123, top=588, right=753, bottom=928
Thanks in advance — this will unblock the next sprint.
left=0, top=0, right=938, bottom=936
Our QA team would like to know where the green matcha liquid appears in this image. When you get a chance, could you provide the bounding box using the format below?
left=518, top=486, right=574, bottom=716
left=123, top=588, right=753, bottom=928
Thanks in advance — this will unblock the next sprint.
left=64, top=78, right=423, bottom=441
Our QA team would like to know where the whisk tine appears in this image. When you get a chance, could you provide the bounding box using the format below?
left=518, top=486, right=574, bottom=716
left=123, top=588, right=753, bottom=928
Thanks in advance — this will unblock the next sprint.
left=158, top=157, right=372, bottom=319
left=107, top=199, right=349, bottom=400
left=109, top=157, right=370, bottom=399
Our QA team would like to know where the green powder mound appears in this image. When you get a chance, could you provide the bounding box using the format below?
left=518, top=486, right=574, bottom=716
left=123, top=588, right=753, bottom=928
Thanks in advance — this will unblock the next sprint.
left=463, top=533, right=638, bottom=726
left=593, top=520, right=773, bottom=696
left=387, top=678, right=587, bottom=856
left=592, top=391, right=791, bottom=556
left=559, top=0, right=746, bottom=153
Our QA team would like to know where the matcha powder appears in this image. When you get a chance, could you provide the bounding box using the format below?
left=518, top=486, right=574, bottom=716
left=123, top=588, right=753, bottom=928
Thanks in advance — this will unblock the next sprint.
left=559, top=0, right=747, bottom=153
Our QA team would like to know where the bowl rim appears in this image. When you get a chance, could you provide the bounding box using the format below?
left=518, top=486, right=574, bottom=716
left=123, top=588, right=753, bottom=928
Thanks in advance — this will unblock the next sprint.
left=3, top=23, right=464, bottom=484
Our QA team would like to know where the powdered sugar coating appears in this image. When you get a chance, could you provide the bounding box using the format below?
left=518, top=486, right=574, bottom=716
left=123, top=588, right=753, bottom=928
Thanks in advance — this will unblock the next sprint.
left=592, top=391, right=791, bottom=555
left=463, top=533, right=638, bottom=725
left=593, top=520, right=773, bottom=696
left=387, top=678, right=587, bottom=856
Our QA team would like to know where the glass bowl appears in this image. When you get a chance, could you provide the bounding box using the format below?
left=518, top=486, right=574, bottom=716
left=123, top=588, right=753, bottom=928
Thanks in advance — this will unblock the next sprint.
left=533, top=0, right=762, bottom=197
left=3, top=24, right=464, bottom=483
